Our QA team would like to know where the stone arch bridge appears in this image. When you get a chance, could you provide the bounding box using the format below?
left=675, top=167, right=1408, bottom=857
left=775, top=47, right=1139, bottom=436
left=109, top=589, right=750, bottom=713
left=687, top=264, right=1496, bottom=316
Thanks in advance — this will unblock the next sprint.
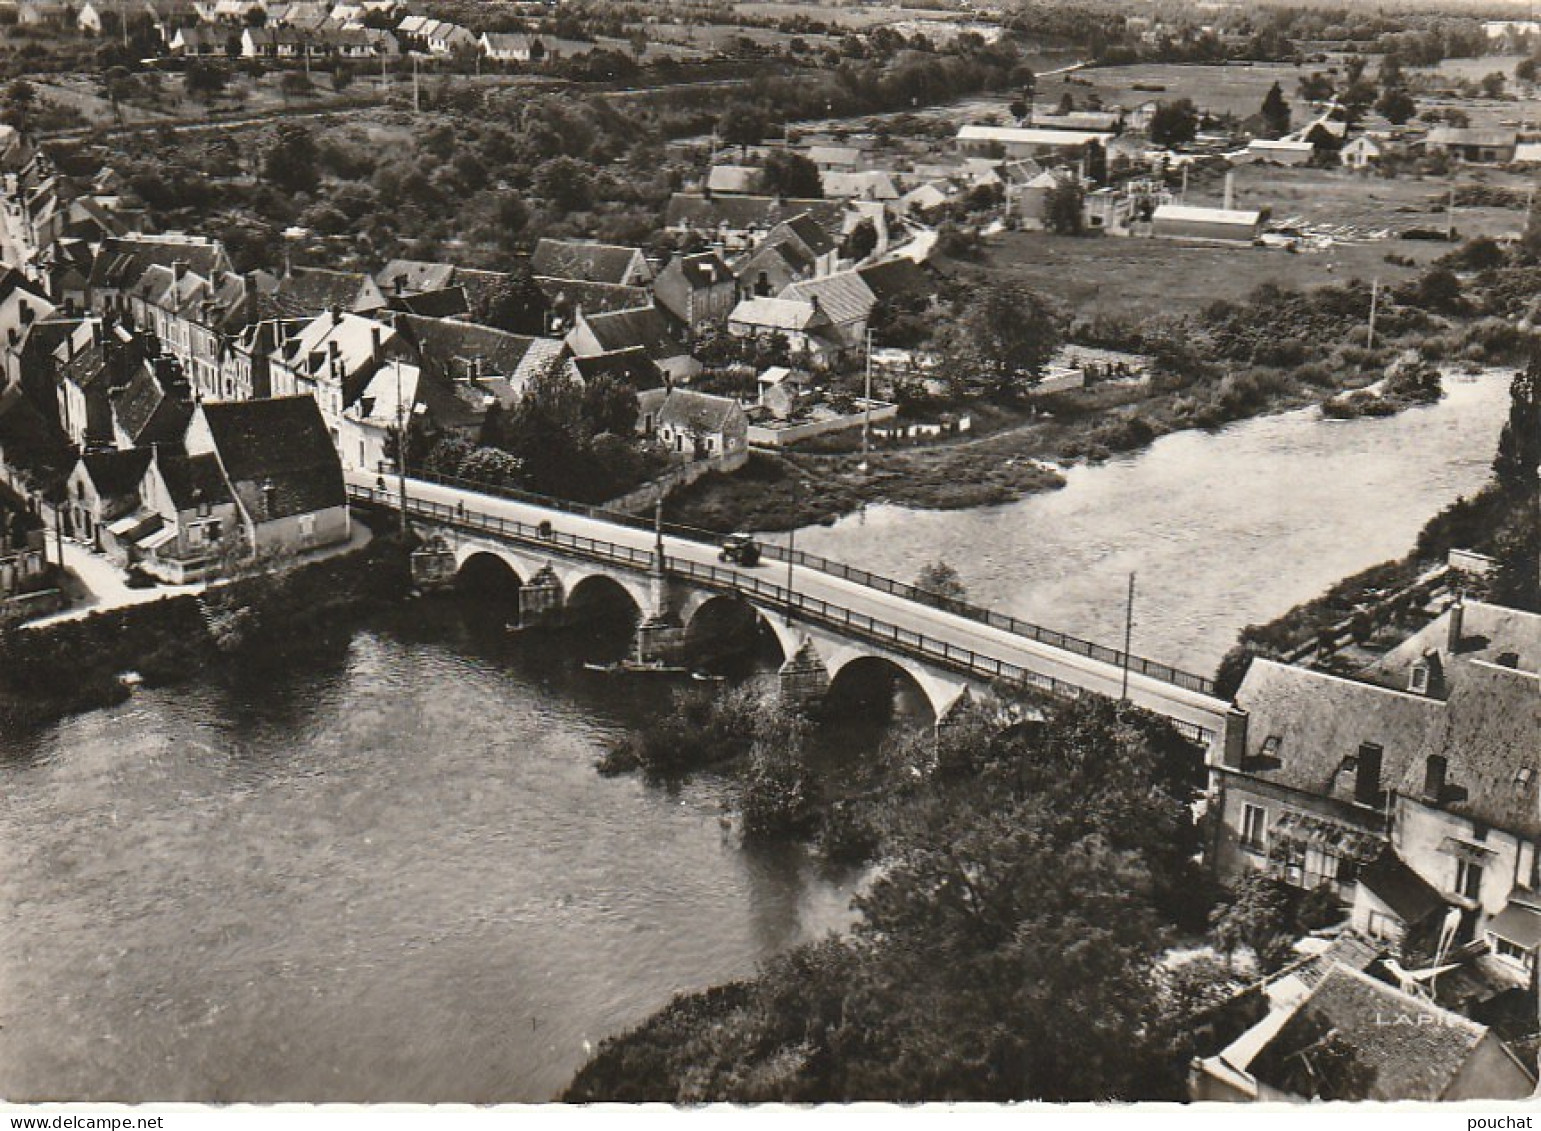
left=350, top=475, right=1240, bottom=750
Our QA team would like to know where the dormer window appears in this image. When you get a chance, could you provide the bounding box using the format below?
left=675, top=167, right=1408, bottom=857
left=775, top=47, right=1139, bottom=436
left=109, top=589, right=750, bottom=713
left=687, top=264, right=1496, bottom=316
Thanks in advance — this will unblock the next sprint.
left=1410, top=662, right=1430, bottom=694
left=1518, top=767, right=1535, bottom=790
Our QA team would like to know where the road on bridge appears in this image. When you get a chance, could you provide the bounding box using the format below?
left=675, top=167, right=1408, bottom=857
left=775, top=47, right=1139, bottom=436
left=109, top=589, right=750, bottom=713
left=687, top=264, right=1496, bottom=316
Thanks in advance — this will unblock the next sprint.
left=349, top=470, right=1233, bottom=740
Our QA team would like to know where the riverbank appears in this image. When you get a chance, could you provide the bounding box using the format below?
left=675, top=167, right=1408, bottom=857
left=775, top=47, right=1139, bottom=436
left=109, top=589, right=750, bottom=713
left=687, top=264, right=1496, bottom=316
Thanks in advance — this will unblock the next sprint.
left=667, top=364, right=1387, bottom=533
left=0, top=522, right=411, bottom=731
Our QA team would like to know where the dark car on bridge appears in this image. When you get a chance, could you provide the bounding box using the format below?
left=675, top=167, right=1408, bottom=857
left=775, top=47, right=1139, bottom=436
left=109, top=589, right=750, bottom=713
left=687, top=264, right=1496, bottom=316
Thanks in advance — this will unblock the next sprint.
left=719, top=533, right=761, bottom=567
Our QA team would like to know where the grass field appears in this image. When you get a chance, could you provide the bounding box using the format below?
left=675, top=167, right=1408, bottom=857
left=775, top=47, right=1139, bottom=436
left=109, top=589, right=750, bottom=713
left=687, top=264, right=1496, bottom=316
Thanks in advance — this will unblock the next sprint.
left=970, top=228, right=1449, bottom=321
left=1053, top=61, right=1314, bottom=127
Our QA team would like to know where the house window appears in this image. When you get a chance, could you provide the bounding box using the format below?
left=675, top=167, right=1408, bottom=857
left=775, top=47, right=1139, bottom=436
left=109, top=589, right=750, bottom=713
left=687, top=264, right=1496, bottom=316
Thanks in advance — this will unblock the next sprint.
left=1490, top=934, right=1535, bottom=972
left=1335, top=855, right=1360, bottom=885
left=299, top=514, right=316, bottom=541
left=1241, top=804, right=1267, bottom=853
left=1457, top=858, right=1484, bottom=901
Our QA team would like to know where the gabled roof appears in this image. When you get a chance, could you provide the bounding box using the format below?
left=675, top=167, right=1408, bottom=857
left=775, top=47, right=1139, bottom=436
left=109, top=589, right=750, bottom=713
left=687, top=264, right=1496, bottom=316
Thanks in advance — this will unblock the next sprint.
left=663, top=193, right=843, bottom=236
left=196, top=397, right=344, bottom=520
left=394, top=313, right=559, bottom=385
left=1249, top=964, right=1503, bottom=1101
left=729, top=296, right=828, bottom=333
left=1357, top=851, right=1446, bottom=925
left=577, top=306, right=684, bottom=361
left=155, top=449, right=232, bottom=512
left=88, top=234, right=230, bottom=292
left=571, top=347, right=664, bottom=390
left=638, top=387, right=741, bottom=434
left=77, top=447, right=152, bottom=498
left=386, top=285, right=469, bottom=320
left=375, top=258, right=455, bottom=293
left=110, top=361, right=191, bottom=447
left=534, top=277, right=651, bottom=318
left=1367, top=601, right=1541, bottom=685
left=821, top=170, right=899, bottom=201
left=530, top=239, right=645, bottom=285
left=1231, top=659, right=1446, bottom=804
left=272, top=267, right=380, bottom=318
left=666, top=251, right=734, bottom=289
left=783, top=270, right=878, bottom=326
left=857, top=257, right=934, bottom=304
left=704, top=165, right=762, bottom=195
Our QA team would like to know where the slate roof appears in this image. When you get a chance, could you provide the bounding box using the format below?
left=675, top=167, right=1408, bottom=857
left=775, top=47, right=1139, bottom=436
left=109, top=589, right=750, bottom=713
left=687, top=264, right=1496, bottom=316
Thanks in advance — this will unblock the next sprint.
left=530, top=239, right=645, bottom=285
left=156, top=450, right=232, bottom=512
left=89, top=235, right=229, bottom=293
left=1231, top=660, right=1445, bottom=805
left=577, top=306, right=684, bottom=361
left=1357, top=852, right=1446, bottom=924
left=534, top=277, right=651, bottom=318
left=669, top=251, right=734, bottom=289
left=571, top=347, right=664, bottom=390
left=197, top=397, right=344, bottom=521
left=639, top=387, right=741, bottom=434
left=375, top=259, right=455, bottom=294
left=110, top=361, right=191, bottom=447
left=1249, top=964, right=1498, bottom=1101
left=395, top=314, right=560, bottom=385
left=1368, top=601, right=1541, bottom=685
left=857, top=257, right=934, bottom=304
left=385, top=285, right=469, bottom=320
left=1402, top=661, right=1541, bottom=839
left=705, top=165, right=762, bottom=195
left=729, top=296, right=827, bottom=332
left=78, top=447, right=151, bottom=499
left=272, top=268, right=379, bottom=318
left=784, top=270, right=878, bottom=325
left=664, top=193, right=843, bottom=237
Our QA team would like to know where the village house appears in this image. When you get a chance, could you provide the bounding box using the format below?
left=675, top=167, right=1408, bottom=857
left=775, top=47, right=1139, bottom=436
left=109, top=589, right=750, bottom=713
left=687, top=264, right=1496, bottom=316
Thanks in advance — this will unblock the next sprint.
left=663, top=193, right=845, bottom=256
left=109, top=446, right=238, bottom=582
left=168, top=23, right=228, bottom=51
left=782, top=270, right=878, bottom=351
left=0, top=480, right=48, bottom=603
left=392, top=313, right=569, bottom=407
left=805, top=144, right=863, bottom=171
left=652, top=251, right=736, bottom=338
left=125, top=263, right=267, bottom=402
left=530, top=239, right=653, bottom=288
left=565, top=306, right=699, bottom=383
left=87, top=233, right=231, bottom=316
left=64, top=446, right=150, bottom=549
left=337, top=357, right=419, bottom=475
left=732, top=212, right=842, bottom=300
left=395, top=14, right=475, bottom=54
left=727, top=296, right=839, bottom=366
left=636, top=387, right=747, bottom=466
left=703, top=165, right=763, bottom=196
left=16, top=1, right=76, bottom=28
left=1190, top=952, right=1534, bottom=1102
left=1339, top=135, right=1383, bottom=170
left=270, top=267, right=386, bottom=319
left=533, top=278, right=649, bottom=332
left=108, top=355, right=193, bottom=451
left=53, top=317, right=136, bottom=451
left=478, top=31, right=539, bottom=62
left=185, top=396, right=350, bottom=556
left=820, top=170, right=900, bottom=202
left=955, top=123, right=1115, bottom=161
left=1425, top=127, right=1519, bottom=165
left=1242, top=138, right=1314, bottom=166
left=266, top=309, right=401, bottom=439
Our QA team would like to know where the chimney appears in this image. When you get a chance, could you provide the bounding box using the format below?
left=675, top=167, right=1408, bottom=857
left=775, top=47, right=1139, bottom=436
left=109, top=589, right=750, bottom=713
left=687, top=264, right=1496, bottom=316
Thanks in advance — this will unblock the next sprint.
left=1422, top=753, right=1447, bottom=806
left=1221, top=706, right=1248, bottom=769
left=1354, top=742, right=1383, bottom=807
left=370, top=325, right=382, bottom=363
left=1223, top=170, right=1234, bottom=211
left=1446, top=597, right=1464, bottom=654
left=243, top=271, right=257, bottom=298
left=173, top=259, right=186, bottom=282
left=18, top=299, right=31, bottom=325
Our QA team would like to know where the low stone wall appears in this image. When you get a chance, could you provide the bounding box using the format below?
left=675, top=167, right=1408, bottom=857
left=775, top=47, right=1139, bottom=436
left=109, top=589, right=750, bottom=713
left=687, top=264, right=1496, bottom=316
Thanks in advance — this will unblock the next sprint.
left=602, top=451, right=748, bottom=515
left=748, top=402, right=900, bottom=448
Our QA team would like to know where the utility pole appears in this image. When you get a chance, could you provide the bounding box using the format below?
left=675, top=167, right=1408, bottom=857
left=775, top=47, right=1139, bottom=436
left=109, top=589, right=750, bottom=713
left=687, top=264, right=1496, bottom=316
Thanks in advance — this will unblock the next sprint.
left=859, top=327, right=873, bottom=473
left=1446, top=179, right=1456, bottom=241
left=412, top=52, right=420, bottom=114
left=1367, top=276, right=1380, bottom=349
left=1119, top=572, right=1136, bottom=703
left=394, top=361, right=408, bottom=539
left=653, top=497, right=664, bottom=572
left=1180, top=162, right=1188, bottom=204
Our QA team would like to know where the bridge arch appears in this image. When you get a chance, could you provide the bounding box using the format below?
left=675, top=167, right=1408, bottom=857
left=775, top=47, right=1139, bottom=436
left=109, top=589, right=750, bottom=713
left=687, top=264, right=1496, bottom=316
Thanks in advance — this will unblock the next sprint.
left=454, top=549, right=525, bottom=606
left=825, top=651, right=966, bottom=727
left=682, top=593, right=800, bottom=665
left=565, top=571, right=648, bottom=625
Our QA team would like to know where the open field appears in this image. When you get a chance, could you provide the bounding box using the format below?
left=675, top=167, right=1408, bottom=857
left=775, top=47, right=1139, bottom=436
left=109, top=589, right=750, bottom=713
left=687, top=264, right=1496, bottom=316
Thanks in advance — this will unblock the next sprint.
left=1055, top=61, right=1316, bottom=126
left=733, top=2, right=972, bottom=28
left=970, top=229, right=1449, bottom=321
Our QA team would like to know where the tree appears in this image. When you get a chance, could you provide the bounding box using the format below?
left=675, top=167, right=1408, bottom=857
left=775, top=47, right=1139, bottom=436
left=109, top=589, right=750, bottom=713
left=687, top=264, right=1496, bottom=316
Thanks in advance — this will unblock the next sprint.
left=183, top=60, right=228, bottom=102
left=467, top=267, right=546, bottom=335
left=534, top=155, right=596, bottom=212
left=580, top=374, right=640, bottom=438
left=1376, top=86, right=1416, bottom=126
left=1208, top=871, right=1298, bottom=972
left=1494, top=360, right=1541, bottom=493
left=1041, top=174, right=1085, bottom=235
left=914, top=561, right=967, bottom=606
left=760, top=149, right=822, bottom=199
left=939, top=282, right=1062, bottom=398
left=840, top=217, right=878, bottom=262
left=1148, top=99, right=1199, bottom=147
left=1481, top=71, right=1508, bottom=99
left=1296, top=72, right=1334, bottom=103
left=1260, top=81, right=1291, bottom=138
left=717, top=104, right=768, bottom=155
left=262, top=124, right=319, bottom=195
left=279, top=71, right=312, bottom=101
left=1377, top=51, right=1404, bottom=89
left=1518, top=56, right=1540, bottom=84
left=1343, top=55, right=1368, bottom=85
left=1082, top=138, right=1107, bottom=185
left=458, top=446, right=525, bottom=488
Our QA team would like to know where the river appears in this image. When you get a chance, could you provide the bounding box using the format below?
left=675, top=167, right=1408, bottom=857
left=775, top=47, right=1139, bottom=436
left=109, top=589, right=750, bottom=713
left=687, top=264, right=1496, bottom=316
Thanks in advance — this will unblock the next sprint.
left=795, top=369, right=1515, bottom=673
left=0, top=610, right=860, bottom=1102
left=0, top=369, right=1512, bottom=1103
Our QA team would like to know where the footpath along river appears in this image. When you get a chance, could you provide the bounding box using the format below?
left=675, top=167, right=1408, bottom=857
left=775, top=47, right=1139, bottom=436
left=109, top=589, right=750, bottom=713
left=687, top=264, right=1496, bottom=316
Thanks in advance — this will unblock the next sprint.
left=0, top=369, right=1511, bottom=1102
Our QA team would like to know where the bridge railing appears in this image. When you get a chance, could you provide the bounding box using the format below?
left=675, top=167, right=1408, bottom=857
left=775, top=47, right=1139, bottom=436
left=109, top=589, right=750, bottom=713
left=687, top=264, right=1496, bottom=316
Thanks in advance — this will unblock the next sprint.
left=357, top=478, right=1216, bottom=698
left=350, top=484, right=1221, bottom=742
